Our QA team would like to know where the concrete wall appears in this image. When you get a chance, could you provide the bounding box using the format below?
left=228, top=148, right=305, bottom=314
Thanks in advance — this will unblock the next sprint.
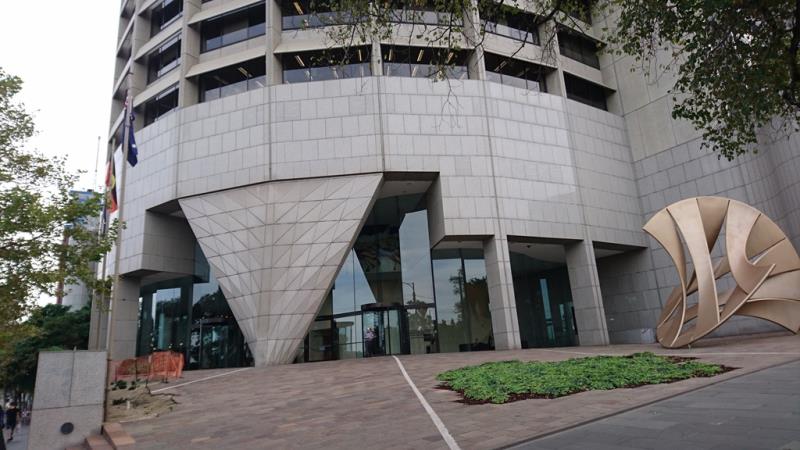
left=28, top=351, right=106, bottom=450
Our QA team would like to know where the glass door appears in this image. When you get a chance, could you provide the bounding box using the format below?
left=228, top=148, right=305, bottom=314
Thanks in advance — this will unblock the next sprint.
left=362, top=310, right=385, bottom=357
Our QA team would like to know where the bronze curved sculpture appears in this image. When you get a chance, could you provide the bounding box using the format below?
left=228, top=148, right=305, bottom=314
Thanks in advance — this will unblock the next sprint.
left=643, top=197, right=800, bottom=348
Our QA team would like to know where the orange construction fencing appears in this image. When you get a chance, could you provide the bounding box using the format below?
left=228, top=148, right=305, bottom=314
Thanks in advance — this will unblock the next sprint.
left=113, top=351, right=184, bottom=382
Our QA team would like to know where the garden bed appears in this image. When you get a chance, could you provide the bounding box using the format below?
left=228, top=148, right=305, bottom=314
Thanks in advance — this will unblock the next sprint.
left=436, top=352, right=734, bottom=404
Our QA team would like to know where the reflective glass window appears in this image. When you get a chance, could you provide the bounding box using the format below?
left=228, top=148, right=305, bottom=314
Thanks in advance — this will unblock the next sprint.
left=147, top=35, right=181, bottom=83
left=484, top=52, right=547, bottom=92
left=382, top=45, right=469, bottom=80
left=143, top=85, right=179, bottom=125
left=480, top=4, right=540, bottom=45
left=282, top=47, right=371, bottom=83
left=558, top=30, right=600, bottom=69
left=201, top=2, right=266, bottom=52
left=198, top=57, right=266, bottom=102
left=510, top=250, right=577, bottom=348
left=150, top=0, right=183, bottom=37
left=564, top=73, right=607, bottom=110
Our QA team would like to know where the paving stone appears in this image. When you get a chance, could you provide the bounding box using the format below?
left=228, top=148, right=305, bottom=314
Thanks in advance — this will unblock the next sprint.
left=121, top=333, right=800, bottom=449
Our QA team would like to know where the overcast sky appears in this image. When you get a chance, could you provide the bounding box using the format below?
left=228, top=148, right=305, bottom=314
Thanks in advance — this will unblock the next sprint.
left=1, top=1, right=119, bottom=192
left=1, top=1, right=120, bottom=305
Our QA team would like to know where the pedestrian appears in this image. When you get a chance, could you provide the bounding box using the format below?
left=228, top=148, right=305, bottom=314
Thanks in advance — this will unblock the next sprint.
left=5, top=402, right=19, bottom=443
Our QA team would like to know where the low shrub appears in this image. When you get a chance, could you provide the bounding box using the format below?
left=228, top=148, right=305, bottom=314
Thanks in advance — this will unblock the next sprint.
left=436, top=352, right=727, bottom=404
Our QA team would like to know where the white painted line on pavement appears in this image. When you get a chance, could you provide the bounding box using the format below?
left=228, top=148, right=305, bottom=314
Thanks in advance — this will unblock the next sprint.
left=151, top=367, right=251, bottom=393
left=392, top=355, right=461, bottom=450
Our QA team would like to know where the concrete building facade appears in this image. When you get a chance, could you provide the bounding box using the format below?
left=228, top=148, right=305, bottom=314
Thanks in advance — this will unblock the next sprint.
left=93, top=0, right=800, bottom=367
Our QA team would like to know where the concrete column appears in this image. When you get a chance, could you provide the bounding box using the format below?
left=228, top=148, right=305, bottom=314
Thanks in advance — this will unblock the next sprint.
left=108, top=277, right=141, bottom=360
left=565, top=240, right=610, bottom=346
left=483, top=236, right=522, bottom=350
left=88, top=296, right=109, bottom=351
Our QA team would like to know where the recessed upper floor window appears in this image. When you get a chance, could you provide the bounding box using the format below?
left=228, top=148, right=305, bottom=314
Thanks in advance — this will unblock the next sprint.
left=558, top=30, right=600, bottom=69
left=564, top=0, right=593, bottom=24
left=201, top=2, right=266, bottom=52
left=484, top=53, right=547, bottom=92
left=386, top=0, right=462, bottom=26
left=480, top=4, right=540, bottom=45
left=147, top=35, right=181, bottom=83
left=144, top=85, right=179, bottom=125
left=281, top=0, right=354, bottom=30
left=564, top=73, right=607, bottom=110
left=198, top=57, right=266, bottom=102
left=382, top=45, right=469, bottom=80
left=150, top=0, right=183, bottom=37
left=282, top=47, right=372, bottom=83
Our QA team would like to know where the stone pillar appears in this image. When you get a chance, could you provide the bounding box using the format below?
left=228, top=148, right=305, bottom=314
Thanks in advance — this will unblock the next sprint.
left=483, top=236, right=522, bottom=350
left=565, top=240, right=610, bottom=346
left=109, top=276, right=141, bottom=360
left=28, top=351, right=106, bottom=450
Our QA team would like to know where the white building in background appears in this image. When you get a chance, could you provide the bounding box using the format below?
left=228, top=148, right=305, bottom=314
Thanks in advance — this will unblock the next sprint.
left=57, top=190, right=100, bottom=310
left=91, top=0, right=800, bottom=369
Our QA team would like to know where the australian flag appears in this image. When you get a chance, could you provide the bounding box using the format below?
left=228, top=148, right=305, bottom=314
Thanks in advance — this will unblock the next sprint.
left=126, top=97, right=138, bottom=167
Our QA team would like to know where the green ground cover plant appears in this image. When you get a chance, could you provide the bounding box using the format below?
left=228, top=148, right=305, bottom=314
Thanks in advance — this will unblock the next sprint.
left=436, top=352, right=728, bottom=404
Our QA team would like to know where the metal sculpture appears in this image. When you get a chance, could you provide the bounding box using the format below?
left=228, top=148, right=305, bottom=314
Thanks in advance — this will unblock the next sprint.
left=643, top=197, right=800, bottom=348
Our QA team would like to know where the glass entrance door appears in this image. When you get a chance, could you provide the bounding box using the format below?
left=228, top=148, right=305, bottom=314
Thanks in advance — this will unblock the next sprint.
left=361, top=306, right=407, bottom=357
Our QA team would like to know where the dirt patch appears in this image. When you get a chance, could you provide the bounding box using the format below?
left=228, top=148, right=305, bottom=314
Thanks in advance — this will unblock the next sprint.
left=107, top=385, right=178, bottom=422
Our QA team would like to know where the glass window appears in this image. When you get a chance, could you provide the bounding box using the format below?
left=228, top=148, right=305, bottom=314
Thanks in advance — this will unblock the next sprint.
left=198, top=57, right=266, bottom=102
left=280, top=0, right=355, bottom=30
left=382, top=45, right=469, bottom=80
left=480, top=4, right=540, bottom=45
left=201, top=2, right=266, bottom=52
left=510, top=250, right=577, bottom=348
left=143, top=85, right=179, bottom=125
left=484, top=52, right=547, bottom=92
left=558, top=30, right=600, bottom=69
left=282, top=47, right=371, bottom=83
left=564, top=73, right=607, bottom=110
left=150, top=0, right=183, bottom=37
left=431, top=248, right=494, bottom=353
left=147, top=35, right=181, bottom=83
left=137, top=246, right=253, bottom=370
left=387, top=0, right=462, bottom=26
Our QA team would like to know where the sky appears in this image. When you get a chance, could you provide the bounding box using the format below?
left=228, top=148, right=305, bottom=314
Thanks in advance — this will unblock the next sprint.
left=0, top=1, right=120, bottom=192
left=1, top=1, right=120, bottom=305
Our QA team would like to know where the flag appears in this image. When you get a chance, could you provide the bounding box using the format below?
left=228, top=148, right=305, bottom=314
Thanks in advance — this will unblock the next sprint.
left=105, top=158, right=118, bottom=213
left=126, top=98, right=138, bottom=167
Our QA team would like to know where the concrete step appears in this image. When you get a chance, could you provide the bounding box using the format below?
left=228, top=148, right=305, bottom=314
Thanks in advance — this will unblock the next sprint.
left=84, top=434, right=113, bottom=450
left=102, top=422, right=135, bottom=449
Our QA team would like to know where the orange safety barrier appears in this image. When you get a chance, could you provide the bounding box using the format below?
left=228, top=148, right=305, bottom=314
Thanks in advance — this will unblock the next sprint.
left=113, top=351, right=184, bottom=382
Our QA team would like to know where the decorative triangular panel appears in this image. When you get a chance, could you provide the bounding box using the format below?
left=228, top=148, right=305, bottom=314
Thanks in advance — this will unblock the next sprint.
left=180, top=174, right=382, bottom=366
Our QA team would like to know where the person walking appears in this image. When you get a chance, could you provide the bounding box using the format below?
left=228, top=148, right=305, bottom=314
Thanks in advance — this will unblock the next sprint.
left=4, top=402, right=19, bottom=443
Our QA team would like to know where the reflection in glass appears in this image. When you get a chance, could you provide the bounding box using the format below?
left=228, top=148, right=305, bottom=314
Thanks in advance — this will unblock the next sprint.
left=511, top=251, right=577, bottom=348
left=432, top=249, right=494, bottom=353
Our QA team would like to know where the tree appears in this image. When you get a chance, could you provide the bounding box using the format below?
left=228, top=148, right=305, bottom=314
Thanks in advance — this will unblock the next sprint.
left=301, top=0, right=799, bottom=160
left=0, top=304, right=91, bottom=393
left=606, top=0, right=800, bottom=160
left=0, top=68, right=117, bottom=334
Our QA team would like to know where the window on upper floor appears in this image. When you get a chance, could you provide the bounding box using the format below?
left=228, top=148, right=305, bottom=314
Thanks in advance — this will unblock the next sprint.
left=198, top=58, right=267, bottom=102
left=386, top=0, right=462, bottom=26
left=147, top=35, right=181, bottom=83
left=479, top=4, right=540, bottom=45
left=382, top=45, right=470, bottom=80
left=150, top=0, right=183, bottom=37
left=201, top=2, right=266, bottom=52
left=564, top=0, right=593, bottom=24
left=144, top=85, right=179, bottom=125
left=280, top=0, right=355, bottom=30
left=282, top=47, right=372, bottom=83
left=484, top=53, right=547, bottom=92
left=564, top=73, right=607, bottom=110
left=558, top=30, right=600, bottom=69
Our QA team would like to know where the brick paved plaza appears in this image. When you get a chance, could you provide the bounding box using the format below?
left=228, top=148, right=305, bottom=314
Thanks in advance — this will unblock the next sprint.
left=123, top=333, right=800, bottom=449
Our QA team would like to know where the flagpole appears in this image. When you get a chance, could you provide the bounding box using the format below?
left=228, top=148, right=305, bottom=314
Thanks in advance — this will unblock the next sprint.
left=103, top=73, right=133, bottom=422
